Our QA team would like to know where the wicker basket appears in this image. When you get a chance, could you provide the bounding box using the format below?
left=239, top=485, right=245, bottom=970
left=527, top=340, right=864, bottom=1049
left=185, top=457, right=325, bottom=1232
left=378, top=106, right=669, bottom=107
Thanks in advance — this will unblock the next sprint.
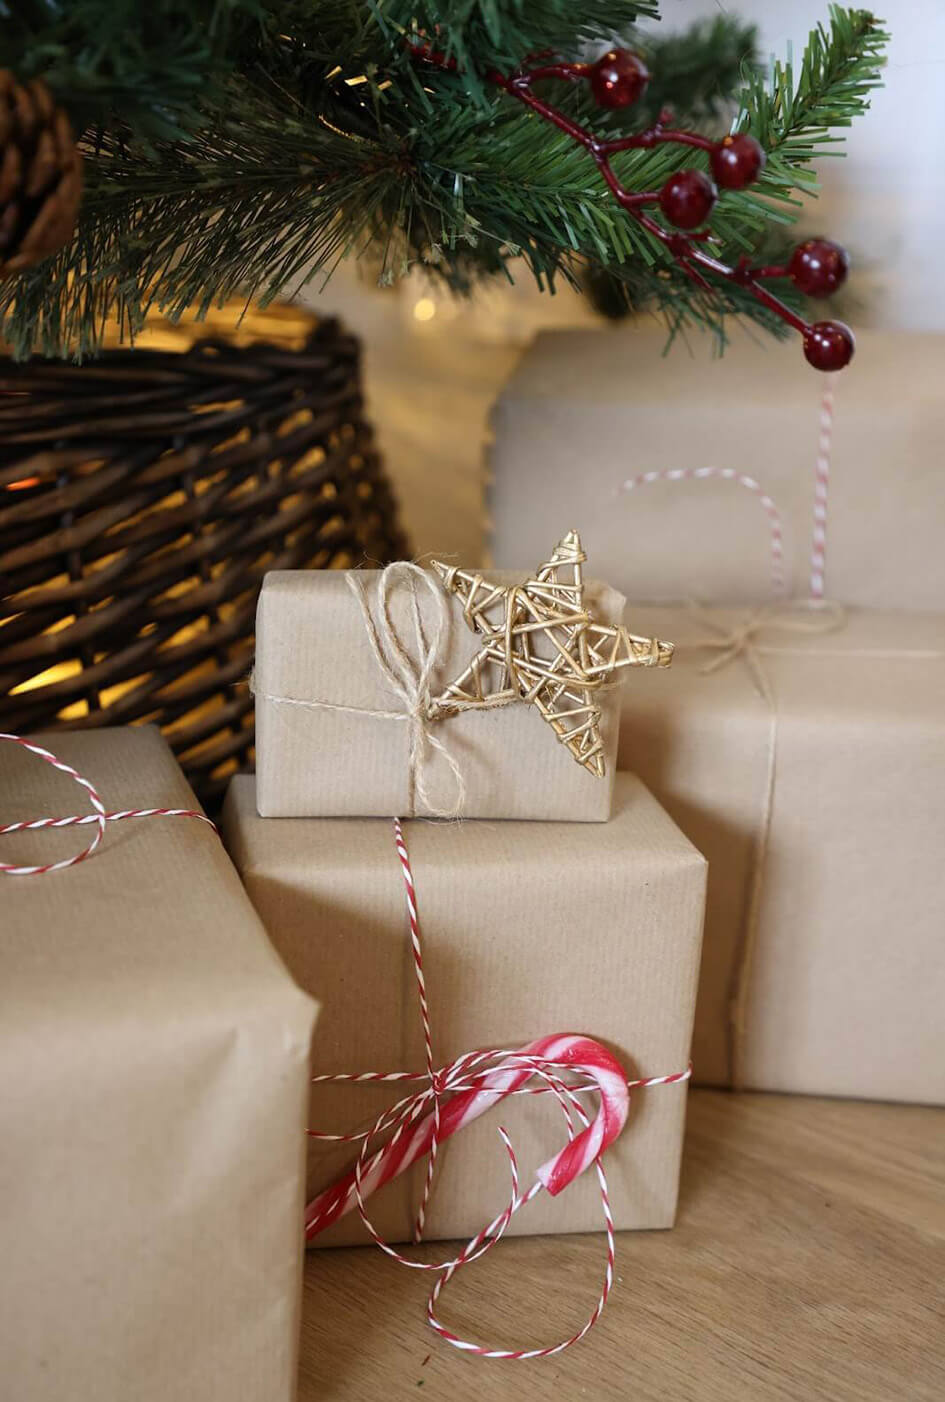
left=0, top=304, right=408, bottom=806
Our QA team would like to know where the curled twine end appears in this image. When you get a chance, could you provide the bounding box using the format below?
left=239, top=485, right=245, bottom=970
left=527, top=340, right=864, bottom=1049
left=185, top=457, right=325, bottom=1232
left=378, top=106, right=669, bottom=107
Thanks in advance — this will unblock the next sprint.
left=304, top=818, right=692, bottom=1359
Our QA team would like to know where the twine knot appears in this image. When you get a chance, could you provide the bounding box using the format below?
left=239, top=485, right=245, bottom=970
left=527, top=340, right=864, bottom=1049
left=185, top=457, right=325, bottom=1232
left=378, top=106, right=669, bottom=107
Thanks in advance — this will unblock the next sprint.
left=347, top=561, right=468, bottom=818
left=683, top=600, right=847, bottom=700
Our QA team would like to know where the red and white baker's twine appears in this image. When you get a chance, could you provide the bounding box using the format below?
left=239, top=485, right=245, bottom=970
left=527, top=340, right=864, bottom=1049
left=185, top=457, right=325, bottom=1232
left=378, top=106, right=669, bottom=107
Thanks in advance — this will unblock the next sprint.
left=0, top=733, right=213, bottom=875
left=619, top=378, right=840, bottom=602
left=809, top=377, right=836, bottom=600
left=305, top=817, right=691, bottom=1359
left=618, top=466, right=786, bottom=596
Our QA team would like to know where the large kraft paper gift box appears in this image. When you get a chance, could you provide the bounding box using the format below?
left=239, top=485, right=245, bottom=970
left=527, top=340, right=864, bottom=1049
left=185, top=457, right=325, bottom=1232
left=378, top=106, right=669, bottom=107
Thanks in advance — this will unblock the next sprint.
left=222, top=772, right=706, bottom=1245
left=488, top=326, right=945, bottom=611
left=253, top=554, right=636, bottom=822
left=0, top=728, right=317, bottom=1402
left=616, top=606, right=945, bottom=1103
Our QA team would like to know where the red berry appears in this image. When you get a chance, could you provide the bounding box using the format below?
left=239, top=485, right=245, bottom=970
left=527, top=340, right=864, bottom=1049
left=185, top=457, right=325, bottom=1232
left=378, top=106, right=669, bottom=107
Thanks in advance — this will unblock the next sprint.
left=711, top=133, right=766, bottom=190
left=658, top=170, right=717, bottom=230
left=789, top=239, right=850, bottom=297
left=589, top=50, right=650, bottom=109
left=803, top=320, right=855, bottom=372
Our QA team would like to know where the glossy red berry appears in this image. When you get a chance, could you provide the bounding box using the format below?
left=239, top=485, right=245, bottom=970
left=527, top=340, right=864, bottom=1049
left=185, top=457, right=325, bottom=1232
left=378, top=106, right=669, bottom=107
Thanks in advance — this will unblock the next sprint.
left=803, top=320, right=855, bottom=372
left=789, top=239, right=850, bottom=297
left=711, top=133, right=766, bottom=190
left=589, top=49, right=650, bottom=109
left=658, top=169, right=717, bottom=229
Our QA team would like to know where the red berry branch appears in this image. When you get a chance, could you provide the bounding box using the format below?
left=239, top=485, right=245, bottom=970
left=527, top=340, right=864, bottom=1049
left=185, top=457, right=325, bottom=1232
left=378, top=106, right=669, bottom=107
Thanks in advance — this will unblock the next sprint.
left=412, top=44, right=854, bottom=371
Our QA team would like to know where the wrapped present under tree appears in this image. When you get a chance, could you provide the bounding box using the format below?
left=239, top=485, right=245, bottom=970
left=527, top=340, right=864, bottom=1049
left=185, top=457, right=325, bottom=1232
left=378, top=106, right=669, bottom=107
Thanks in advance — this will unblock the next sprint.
left=0, top=727, right=317, bottom=1402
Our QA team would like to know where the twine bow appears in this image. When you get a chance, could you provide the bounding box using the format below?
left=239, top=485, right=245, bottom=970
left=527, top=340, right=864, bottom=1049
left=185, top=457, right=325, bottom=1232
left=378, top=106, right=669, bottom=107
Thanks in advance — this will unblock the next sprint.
left=253, top=561, right=517, bottom=818
left=347, top=563, right=473, bottom=817
left=688, top=599, right=847, bottom=689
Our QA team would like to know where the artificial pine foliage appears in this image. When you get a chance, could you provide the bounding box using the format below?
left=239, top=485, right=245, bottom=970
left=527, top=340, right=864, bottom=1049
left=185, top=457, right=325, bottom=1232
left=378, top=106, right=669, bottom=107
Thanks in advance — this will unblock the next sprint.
left=0, top=2, right=886, bottom=358
left=0, top=70, right=82, bottom=275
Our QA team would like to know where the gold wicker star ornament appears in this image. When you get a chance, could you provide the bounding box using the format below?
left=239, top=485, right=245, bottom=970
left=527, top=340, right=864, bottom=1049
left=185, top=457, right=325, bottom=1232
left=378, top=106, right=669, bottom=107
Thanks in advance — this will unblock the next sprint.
left=430, top=531, right=673, bottom=777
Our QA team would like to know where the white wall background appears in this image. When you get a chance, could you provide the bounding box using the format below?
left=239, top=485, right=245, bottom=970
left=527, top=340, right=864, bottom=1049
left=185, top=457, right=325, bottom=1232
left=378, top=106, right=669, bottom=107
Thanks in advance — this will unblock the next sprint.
left=649, top=1, right=945, bottom=329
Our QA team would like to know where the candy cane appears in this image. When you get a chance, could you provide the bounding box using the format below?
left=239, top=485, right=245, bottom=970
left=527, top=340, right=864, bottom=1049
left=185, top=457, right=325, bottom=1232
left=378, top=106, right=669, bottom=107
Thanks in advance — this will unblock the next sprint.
left=0, top=733, right=214, bottom=875
left=305, top=1033, right=630, bottom=1240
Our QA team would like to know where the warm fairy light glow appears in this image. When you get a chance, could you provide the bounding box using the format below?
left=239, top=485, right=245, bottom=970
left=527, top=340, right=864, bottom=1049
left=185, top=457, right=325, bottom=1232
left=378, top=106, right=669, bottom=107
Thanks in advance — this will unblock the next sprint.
left=413, top=298, right=436, bottom=322
left=5, top=477, right=40, bottom=491
left=10, top=660, right=82, bottom=695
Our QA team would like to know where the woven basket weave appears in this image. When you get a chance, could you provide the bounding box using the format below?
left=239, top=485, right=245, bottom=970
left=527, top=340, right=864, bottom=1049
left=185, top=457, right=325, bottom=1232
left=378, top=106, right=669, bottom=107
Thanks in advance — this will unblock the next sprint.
left=0, top=304, right=407, bottom=806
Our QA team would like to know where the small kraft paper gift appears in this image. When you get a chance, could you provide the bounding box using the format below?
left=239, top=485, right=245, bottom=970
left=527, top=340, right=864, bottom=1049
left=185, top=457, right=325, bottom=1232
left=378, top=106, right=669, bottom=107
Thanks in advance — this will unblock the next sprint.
left=222, top=772, right=706, bottom=1248
left=0, top=728, right=317, bottom=1402
left=252, top=530, right=672, bottom=821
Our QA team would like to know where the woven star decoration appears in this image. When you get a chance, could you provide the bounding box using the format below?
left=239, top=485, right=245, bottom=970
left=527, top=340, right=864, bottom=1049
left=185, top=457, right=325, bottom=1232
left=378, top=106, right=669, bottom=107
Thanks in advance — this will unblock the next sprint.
left=429, top=530, right=673, bottom=777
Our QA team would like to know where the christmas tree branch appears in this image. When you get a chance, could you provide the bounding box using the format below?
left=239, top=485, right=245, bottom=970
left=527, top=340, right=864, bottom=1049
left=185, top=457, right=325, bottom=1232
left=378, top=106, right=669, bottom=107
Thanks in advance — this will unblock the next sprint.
left=0, top=4, right=886, bottom=358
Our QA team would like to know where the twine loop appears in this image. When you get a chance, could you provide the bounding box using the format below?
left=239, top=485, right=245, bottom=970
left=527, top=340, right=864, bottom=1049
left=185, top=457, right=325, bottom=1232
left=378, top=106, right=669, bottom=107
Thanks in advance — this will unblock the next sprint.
left=254, top=561, right=522, bottom=818
left=0, top=733, right=213, bottom=876
left=347, top=562, right=470, bottom=817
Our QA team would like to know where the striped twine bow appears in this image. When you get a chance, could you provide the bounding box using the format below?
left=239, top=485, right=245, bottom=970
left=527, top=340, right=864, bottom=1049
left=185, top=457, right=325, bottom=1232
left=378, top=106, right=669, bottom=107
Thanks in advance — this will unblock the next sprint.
left=0, top=733, right=214, bottom=875
left=305, top=816, right=692, bottom=1359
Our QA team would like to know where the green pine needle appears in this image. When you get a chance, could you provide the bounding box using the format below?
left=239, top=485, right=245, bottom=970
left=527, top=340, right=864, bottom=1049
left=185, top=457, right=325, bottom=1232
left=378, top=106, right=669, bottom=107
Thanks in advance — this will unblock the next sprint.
left=0, top=3, right=887, bottom=358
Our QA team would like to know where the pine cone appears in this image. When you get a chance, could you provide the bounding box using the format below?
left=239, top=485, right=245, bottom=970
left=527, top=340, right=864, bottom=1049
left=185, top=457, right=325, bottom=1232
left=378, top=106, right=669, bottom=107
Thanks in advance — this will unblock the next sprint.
left=0, top=71, right=82, bottom=277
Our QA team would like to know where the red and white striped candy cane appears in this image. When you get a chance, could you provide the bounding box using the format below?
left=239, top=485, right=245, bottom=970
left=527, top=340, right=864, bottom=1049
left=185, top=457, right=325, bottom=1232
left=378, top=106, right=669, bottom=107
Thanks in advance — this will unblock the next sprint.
left=0, top=733, right=214, bottom=875
left=305, top=817, right=692, bottom=1359
left=305, top=1033, right=631, bottom=1240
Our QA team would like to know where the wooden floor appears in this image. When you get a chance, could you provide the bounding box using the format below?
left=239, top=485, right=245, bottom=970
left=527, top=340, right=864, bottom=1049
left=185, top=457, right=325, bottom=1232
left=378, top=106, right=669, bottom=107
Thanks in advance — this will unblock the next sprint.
left=299, top=1090, right=945, bottom=1400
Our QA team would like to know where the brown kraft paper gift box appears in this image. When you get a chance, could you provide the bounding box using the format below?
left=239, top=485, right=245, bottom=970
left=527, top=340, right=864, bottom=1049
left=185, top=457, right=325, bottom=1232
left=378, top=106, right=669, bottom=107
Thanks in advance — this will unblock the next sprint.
left=252, top=562, right=636, bottom=822
left=0, top=728, right=317, bottom=1402
left=222, top=772, right=707, bottom=1247
left=488, top=325, right=945, bottom=611
left=617, top=605, right=945, bottom=1103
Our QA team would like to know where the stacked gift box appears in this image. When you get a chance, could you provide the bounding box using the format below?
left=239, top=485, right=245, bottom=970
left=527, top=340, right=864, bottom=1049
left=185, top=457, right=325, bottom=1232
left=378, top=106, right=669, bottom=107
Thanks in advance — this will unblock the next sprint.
left=227, top=533, right=707, bottom=1243
left=1, top=534, right=708, bottom=1396
left=490, top=325, right=945, bottom=1104
left=8, top=330, right=941, bottom=1387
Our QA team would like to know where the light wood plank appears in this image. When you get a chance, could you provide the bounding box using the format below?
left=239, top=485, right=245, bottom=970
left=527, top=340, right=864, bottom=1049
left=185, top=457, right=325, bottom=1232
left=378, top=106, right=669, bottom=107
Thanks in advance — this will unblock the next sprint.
left=299, top=1090, right=945, bottom=1401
